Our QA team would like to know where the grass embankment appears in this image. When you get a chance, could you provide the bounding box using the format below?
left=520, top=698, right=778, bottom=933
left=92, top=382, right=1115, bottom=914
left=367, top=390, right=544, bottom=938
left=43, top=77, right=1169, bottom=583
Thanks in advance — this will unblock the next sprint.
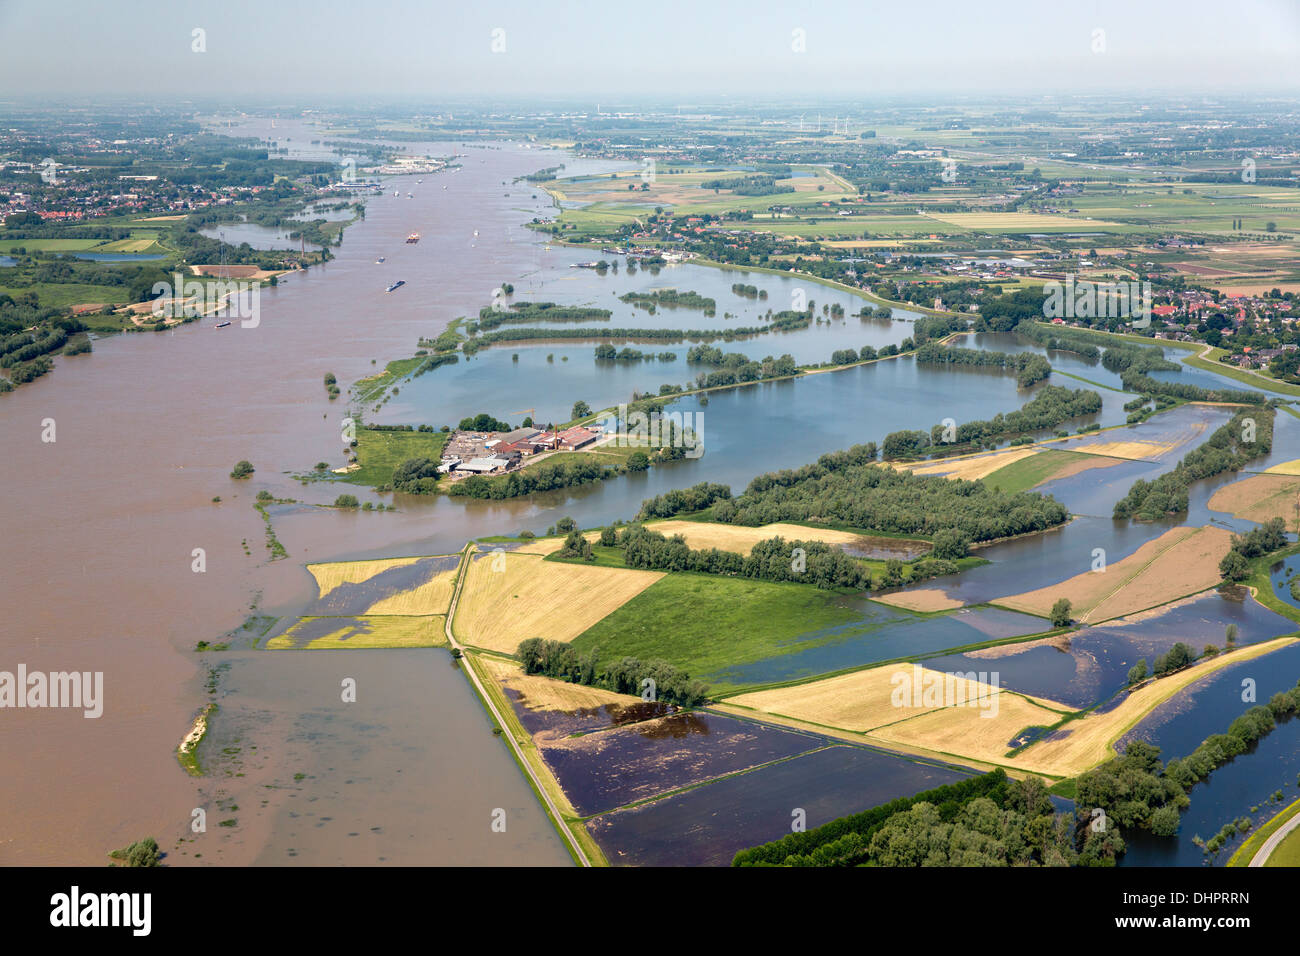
left=463, top=651, right=610, bottom=866
left=345, top=427, right=449, bottom=488
left=1185, top=345, right=1300, bottom=398
left=1239, top=540, right=1300, bottom=623
left=353, top=357, right=424, bottom=403
left=1267, top=824, right=1300, bottom=866
left=1228, top=797, right=1300, bottom=866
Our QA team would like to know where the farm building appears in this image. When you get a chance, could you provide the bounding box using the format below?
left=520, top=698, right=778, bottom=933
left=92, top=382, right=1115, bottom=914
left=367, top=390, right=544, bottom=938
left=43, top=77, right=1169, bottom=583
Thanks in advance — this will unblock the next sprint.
left=459, top=457, right=511, bottom=474
left=556, top=426, right=599, bottom=450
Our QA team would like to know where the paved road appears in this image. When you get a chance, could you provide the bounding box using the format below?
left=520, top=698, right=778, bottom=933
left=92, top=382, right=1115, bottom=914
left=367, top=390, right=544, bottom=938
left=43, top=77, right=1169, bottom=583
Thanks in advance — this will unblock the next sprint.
left=443, top=545, right=591, bottom=867
left=1249, top=806, right=1300, bottom=867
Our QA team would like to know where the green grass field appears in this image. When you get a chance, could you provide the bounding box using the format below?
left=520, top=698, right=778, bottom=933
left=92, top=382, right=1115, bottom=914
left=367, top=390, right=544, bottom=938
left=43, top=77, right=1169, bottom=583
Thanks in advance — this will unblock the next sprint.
left=354, top=356, right=424, bottom=402
left=567, top=574, right=883, bottom=694
left=1267, top=824, right=1300, bottom=867
left=0, top=283, right=133, bottom=310
left=345, top=427, right=448, bottom=488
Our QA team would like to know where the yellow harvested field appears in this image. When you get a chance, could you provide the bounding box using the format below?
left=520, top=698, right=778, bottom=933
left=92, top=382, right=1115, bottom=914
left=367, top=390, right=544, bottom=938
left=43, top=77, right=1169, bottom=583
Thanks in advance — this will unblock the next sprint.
left=504, top=520, right=923, bottom=559
left=1263, top=460, right=1300, bottom=476
left=643, top=520, right=907, bottom=555
left=1005, top=638, right=1298, bottom=777
left=306, top=556, right=459, bottom=615
left=903, top=447, right=1038, bottom=481
left=454, top=552, right=662, bottom=654
left=309, top=557, right=422, bottom=592
left=730, top=664, right=1056, bottom=733
left=872, top=588, right=965, bottom=612
left=506, top=534, right=599, bottom=556
left=872, top=692, right=1068, bottom=765
left=1209, top=473, right=1300, bottom=532
left=365, top=569, right=458, bottom=615
left=995, top=526, right=1234, bottom=623
left=1068, top=439, right=1177, bottom=461
left=481, top=656, right=640, bottom=712
left=266, top=615, right=446, bottom=649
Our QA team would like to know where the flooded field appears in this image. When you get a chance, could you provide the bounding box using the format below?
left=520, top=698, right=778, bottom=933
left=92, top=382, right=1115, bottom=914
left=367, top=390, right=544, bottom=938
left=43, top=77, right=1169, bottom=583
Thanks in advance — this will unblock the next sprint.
left=179, top=649, right=572, bottom=866
left=926, top=592, right=1293, bottom=709
left=708, top=603, right=1048, bottom=691
left=586, top=743, right=975, bottom=866
left=522, top=708, right=826, bottom=817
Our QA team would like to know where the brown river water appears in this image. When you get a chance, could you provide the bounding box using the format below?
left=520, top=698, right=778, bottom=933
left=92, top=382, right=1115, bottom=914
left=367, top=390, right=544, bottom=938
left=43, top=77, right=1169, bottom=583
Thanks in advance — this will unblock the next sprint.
left=0, top=124, right=578, bottom=865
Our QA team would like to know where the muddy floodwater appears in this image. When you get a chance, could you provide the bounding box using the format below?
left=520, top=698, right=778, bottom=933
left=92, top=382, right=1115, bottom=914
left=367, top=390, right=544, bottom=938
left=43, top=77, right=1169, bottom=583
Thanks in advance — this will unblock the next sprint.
left=184, top=649, right=572, bottom=866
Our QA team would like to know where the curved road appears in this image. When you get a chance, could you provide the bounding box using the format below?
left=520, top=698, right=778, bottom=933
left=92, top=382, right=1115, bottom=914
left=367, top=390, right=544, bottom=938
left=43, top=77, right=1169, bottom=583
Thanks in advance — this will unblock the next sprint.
left=443, top=545, right=592, bottom=867
left=1249, top=805, right=1300, bottom=867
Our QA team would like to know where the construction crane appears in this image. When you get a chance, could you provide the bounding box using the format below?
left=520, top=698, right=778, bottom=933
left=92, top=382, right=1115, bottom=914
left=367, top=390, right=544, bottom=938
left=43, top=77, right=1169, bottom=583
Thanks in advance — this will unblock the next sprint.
left=513, top=408, right=535, bottom=424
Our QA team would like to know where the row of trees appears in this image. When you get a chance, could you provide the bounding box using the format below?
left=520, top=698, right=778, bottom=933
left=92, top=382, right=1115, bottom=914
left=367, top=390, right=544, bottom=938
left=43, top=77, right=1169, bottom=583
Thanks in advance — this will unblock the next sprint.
left=637, top=481, right=733, bottom=520
left=1219, top=516, right=1288, bottom=581
left=913, top=342, right=1052, bottom=388
left=448, top=459, right=615, bottom=500
left=619, top=289, right=717, bottom=315
left=1114, top=408, right=1275, bottom=520
left=594, top=344, right=677, bottom=362
left=1119, top=368, right=1267, bottom=405
left=515, top=637, right=709, bottom=706
left=470, top=301, right=611, bottom=333
left=617, top=525, right=871, bottom=590
left=736, top=770, right=1120, bottom=867
left=883, top=386, right=1103, bottom=459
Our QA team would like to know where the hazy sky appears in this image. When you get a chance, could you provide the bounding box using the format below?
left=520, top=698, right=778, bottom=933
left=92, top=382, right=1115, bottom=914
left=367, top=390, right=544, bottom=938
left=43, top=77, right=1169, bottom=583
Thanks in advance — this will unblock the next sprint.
left=2, top=0, right=1298, bottom=101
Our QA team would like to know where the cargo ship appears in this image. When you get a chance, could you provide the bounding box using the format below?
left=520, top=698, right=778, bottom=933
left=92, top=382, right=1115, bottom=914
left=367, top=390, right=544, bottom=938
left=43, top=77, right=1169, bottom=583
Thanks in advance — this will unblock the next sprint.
left=385, top=280, right=406, bottom=293
left=405, top=232, right=421, bottom=243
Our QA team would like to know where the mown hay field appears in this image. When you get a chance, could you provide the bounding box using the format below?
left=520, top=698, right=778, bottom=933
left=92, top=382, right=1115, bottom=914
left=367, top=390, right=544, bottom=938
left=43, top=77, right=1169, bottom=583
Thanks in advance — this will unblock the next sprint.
left=729, top=663, right=1056, bottom=734
left=995, top=526, right=1233, bottom=623
left=480, top=656, right=641, bottom=712
left=870, top=692, right=1069, bottom=766
left=1209, top=473, right=1300, bottom=532
left=454, top=552, right=663, bottom=654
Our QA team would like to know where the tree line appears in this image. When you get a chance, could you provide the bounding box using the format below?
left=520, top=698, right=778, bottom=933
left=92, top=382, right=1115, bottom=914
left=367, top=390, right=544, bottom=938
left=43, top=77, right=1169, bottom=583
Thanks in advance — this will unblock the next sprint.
left=883, top=385, right=1102, bottom=459
left=1114, top=407, right=1275, bottom=520
left=913, top=342, right=1052, bottom=388
left=516, top=637, right=709, bottom=706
